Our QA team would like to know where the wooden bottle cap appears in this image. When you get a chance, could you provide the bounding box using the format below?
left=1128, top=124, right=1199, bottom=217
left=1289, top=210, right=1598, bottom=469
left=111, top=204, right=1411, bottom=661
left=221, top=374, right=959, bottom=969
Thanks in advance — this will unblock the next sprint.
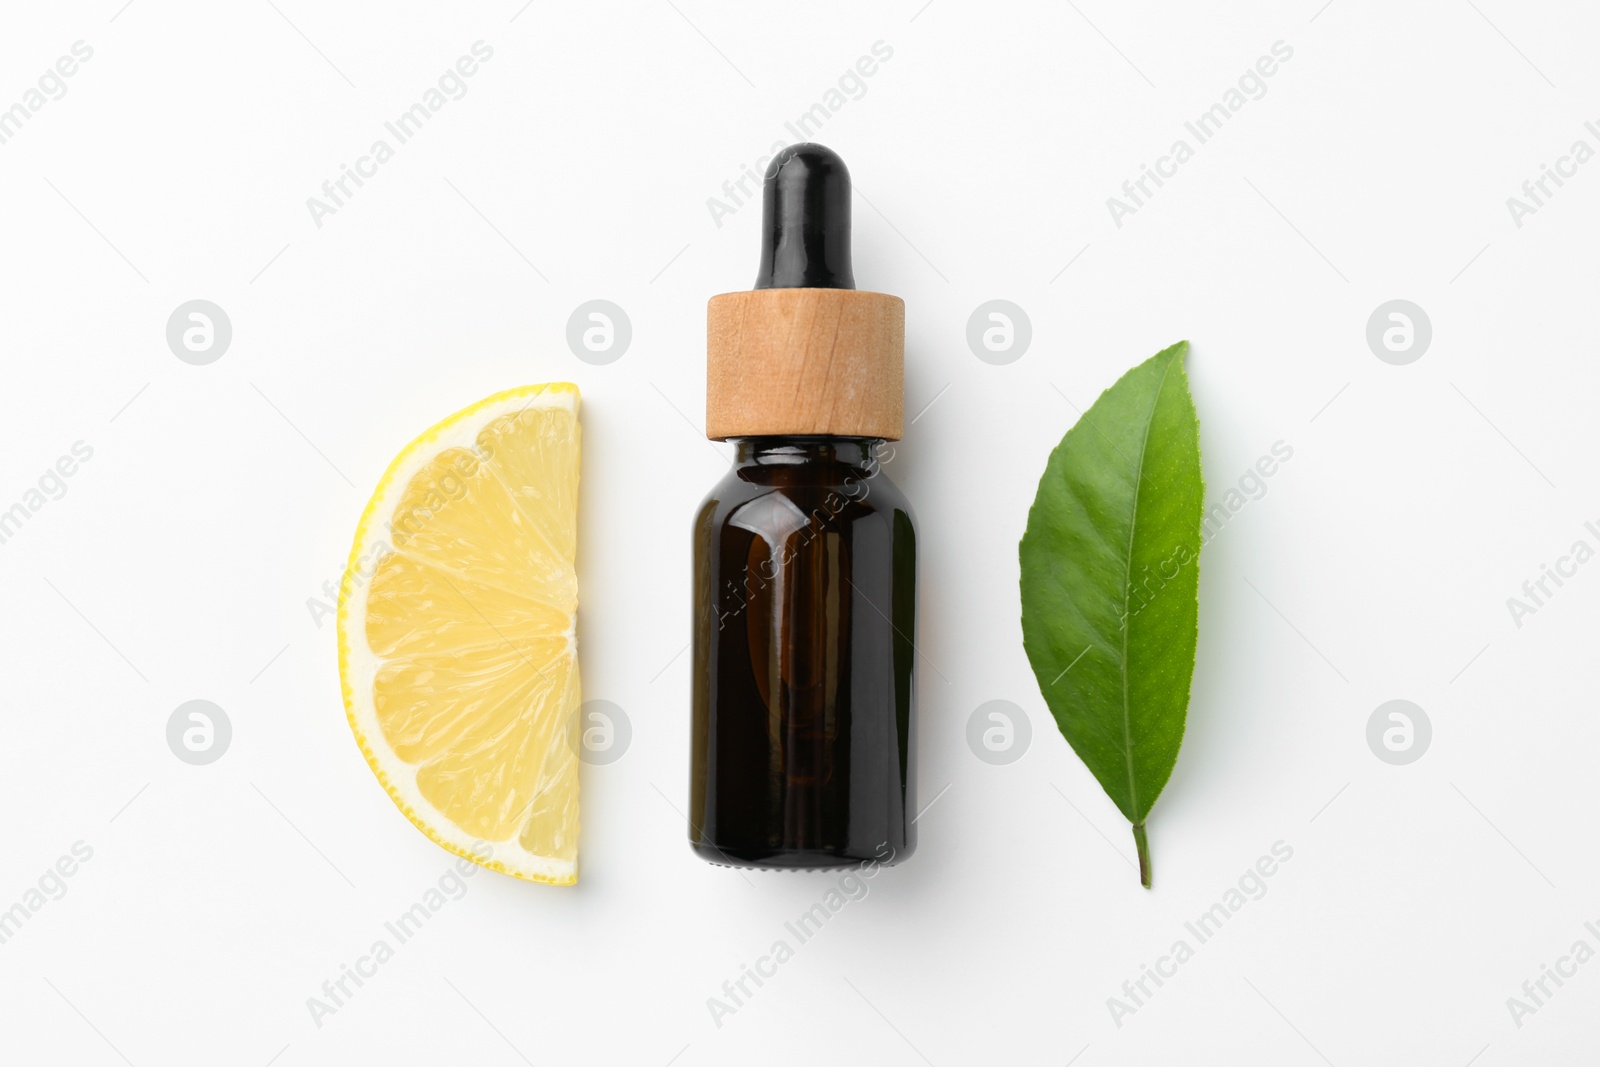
left=705, top=287, right=905, bottom=441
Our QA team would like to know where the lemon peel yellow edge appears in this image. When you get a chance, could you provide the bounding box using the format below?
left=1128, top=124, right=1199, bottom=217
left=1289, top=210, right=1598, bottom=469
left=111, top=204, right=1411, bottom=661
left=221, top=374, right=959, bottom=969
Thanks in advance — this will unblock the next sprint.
left=337, top=382, right=581, bottom=887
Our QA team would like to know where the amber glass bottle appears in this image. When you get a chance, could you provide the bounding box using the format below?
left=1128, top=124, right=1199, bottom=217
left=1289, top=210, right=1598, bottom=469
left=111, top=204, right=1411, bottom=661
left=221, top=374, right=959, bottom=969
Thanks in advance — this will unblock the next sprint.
left=690, top=145, right=917, bottom=869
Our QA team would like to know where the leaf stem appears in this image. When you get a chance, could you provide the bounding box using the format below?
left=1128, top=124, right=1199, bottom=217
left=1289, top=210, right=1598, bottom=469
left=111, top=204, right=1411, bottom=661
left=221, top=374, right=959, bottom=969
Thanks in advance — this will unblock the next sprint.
left=1133, top=823, right=1151, bottom=888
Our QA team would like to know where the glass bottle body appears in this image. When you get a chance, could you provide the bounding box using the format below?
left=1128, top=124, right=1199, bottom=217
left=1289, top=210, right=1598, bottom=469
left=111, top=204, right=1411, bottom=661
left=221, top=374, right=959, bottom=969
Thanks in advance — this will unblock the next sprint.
left=690, top=437, right=917, bottom=869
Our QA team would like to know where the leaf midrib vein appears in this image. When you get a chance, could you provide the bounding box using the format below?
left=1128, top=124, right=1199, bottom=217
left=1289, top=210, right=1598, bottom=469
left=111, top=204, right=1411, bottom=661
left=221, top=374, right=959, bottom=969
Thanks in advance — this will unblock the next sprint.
left=1117, top=355, right=1178, bottom=821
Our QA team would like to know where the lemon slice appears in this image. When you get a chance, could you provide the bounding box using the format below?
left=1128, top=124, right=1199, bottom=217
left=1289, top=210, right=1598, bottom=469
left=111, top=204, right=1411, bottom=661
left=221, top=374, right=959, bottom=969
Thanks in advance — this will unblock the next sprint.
left=338, top=384, right=581, bottom=885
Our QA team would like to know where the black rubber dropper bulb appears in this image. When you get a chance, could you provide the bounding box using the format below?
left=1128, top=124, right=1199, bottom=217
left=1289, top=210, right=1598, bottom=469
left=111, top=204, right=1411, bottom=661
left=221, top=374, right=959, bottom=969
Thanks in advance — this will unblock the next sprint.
left=753, top=143, right=856, bottom=290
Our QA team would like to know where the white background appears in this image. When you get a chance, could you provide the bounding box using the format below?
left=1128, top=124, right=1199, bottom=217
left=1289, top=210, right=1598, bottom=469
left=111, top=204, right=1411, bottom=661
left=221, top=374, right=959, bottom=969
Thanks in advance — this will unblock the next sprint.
left=2, top=1, right=1597, bottom=1063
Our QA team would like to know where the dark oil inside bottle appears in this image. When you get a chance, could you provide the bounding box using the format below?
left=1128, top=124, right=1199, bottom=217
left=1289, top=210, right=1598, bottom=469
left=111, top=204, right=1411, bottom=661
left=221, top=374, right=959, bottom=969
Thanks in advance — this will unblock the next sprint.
left=690, top=437, right=917, bottom=869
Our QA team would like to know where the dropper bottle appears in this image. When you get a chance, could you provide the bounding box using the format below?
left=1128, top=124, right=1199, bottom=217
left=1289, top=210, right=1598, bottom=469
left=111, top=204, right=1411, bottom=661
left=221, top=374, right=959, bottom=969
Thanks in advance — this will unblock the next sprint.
left=689, top=143, right=917, bottom=870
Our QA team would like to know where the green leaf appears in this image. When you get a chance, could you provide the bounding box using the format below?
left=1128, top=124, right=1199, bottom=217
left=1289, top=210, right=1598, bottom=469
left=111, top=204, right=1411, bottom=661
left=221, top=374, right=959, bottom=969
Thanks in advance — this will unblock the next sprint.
left=1019, top=341, right=1203, bottom=888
